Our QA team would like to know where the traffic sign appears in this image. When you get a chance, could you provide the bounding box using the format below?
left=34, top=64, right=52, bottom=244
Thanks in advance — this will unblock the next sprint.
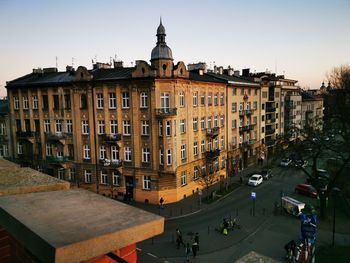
left=251, top=192, right=256, bottom=199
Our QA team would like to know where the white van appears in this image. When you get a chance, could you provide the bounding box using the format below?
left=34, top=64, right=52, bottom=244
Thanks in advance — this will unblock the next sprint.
left=282, top=196, right=305, bottom=216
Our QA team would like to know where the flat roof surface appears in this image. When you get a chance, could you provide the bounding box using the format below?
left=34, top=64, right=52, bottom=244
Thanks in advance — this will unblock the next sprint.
left=0, top=188, right=164, bottom=263
left=0, top=158, right=70, bottom=196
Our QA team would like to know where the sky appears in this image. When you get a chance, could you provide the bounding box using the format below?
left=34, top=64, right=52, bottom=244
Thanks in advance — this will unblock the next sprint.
left=0, top=0, right=349, bottom=97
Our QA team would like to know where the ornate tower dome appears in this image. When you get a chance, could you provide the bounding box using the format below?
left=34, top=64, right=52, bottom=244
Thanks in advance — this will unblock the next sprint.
left=151, top=18, right=173, bottom=62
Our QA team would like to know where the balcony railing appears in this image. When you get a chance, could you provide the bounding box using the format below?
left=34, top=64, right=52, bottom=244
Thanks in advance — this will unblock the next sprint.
left=266, top=107, right=276, bottom=112
left=245, top=109, right=255, bottom=115
left=205, top=149, right=220, bottom=160
left=239, top=124, right=255, bottom=133
left=100, top=159, right=123, bottom=168
left=206, top=127, right=219, bottom=137
left=103, top=134, right=122, bottom=143
left=16, top=131, right=35, bottom=138
left=155, top=108, right=177, bottom=118
left=45, top=132, right=66, bottom=141
left=46, top=156, right=67, bottom=163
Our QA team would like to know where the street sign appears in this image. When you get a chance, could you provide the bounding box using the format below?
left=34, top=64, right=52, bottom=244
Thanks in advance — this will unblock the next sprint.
left=251, top=192, right=256, bottom=199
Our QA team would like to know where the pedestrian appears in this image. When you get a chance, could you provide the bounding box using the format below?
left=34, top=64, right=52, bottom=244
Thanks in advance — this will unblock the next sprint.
left=194, top=233, right=199, bottom=250
left=191, top=241, right=198, bottom=258
left=176, top=228, right=185, bottom=249
left=159, top=197, right=164, bottom=209
left=185, top=243, right=191, bottom=262
left=239, top=176, right=243, bottom=184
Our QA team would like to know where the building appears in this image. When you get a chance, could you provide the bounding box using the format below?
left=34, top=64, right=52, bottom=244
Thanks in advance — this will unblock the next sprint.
left=301, top=91, right=324, bottom=130
left=6, top=20, right=228, bottom=204
left=0, top=98, right=11, bottom=158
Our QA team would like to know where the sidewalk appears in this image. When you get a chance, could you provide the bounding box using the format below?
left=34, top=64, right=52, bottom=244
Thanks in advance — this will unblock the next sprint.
left=128, top=163, right=265, bottom=220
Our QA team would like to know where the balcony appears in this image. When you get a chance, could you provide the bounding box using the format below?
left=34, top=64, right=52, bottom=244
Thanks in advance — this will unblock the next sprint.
left=16, top=131, right=38, bottom=143
left=245, top=109, right=255, bottom=115
left=206, top=127, right=219, bottom=138
left=46, top=156, right=67, bottom=164
left=103, top=134, right=122, bottom=144
left=265, top=138, right=276, bottom=146
left=155, top=108, right=177, bottom=118
left=239, top=124, right=255, bottom=133
left=46, top=132, right=66, bottom=141
left=265, top=128, right=275, bottom=135
left=205, top=149, right=220, bottom=160
left=239, top=110, right=245, bottom=116
left=266, top=118, right=276, bottom=124
left=100, top=159, right=123, bottom=168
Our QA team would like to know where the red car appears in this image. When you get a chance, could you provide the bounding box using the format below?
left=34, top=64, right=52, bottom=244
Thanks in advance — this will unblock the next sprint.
left=295, top=184, right=318, bottom=198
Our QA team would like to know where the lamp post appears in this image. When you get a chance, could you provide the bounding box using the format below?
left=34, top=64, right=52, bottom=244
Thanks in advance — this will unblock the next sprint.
left=332, top=187, right=341, bottom=247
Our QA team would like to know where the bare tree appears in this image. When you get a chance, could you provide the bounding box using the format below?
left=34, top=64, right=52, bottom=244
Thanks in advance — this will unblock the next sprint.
left=198, top=164, right=218, bottom=202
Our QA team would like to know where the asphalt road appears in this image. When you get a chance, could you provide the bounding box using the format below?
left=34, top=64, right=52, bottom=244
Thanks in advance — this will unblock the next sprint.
left=138, top=164, right=319, bottom=263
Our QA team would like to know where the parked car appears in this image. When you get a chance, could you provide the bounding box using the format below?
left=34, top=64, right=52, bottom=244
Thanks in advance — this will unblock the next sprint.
left=294, top=160, right=308, bottom=168
left=280, top=158, right=292, bottom=167
left=247, top=174, right=263, bottom=186
left=261, top=169, right=272, bottom=180
left=295, top=184, right=318, bottom=198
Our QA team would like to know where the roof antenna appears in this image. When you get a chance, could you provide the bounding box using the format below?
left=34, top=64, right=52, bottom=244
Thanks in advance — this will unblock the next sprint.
left=160, top=16, right=162, bottom=25
left=55, top=56, right=58, bottom=69
left=72, top=57, right=74, bottom=68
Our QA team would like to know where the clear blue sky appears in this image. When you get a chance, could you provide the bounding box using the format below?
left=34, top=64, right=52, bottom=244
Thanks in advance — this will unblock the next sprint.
left=1, top=0, right=349, bottom=96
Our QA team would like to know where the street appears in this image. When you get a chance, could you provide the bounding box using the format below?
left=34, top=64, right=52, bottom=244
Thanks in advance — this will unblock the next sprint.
left=137, top=164, right=321, bottom=262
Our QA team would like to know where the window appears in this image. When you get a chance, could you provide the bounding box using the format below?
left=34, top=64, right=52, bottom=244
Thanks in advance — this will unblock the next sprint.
left=220, top=115, right=224, bottom=127
left=201, top=140, right=205, bottom=153
left=193, top=142, right=198, bottom=156
left=221, top=156, right=225, bottom=168
left=262, top=115, right=265, bottom=121
left=32, top=95, right=38, bottom=109
left=214, top=93, right=218, bottom=106
left=232, top=119, right=236, bottom=129
left=109, top=92, right=116, bottom=109
left=179, top=92, right=185, bottom=107
left=167, top=149, right=172, bottom=165
left=14, top=97, right=19, bottom=109
left=231, top=102, right=237, bottom=112
left=82, top=120, right=89, bottom=135
left=240, top=88, right=244, bottom=95
left=17, top=142, right=23, bottom=154
left=208, top=92, right=212, bottom=105
left=66, top=120, right=73, bottom=133
left=200, top=93, right=205, bottom=106
left=84, top=170, right=92, bottom=183
left=232, top=137, right=236, bottom=147
left=98, top=120, right=105, bottom=134
left=122, top=92, right=130, bottom=108
left=23, top=96, right=29, bottom=109
left=55, top=120, right=63, bottom=133
left=111, top=146, right=119, bottom=161
left=220, top=93, right=224, bottom=105
left=123, top=120, right=131, bottom=135
left=44, top=120, right=50, bottom=133
left=194, top=167, right=199, bottom=180
left=159, top=149, right=164, bottom=165
left=58, top=169, right=64, bottom=180
left=110, top=120, right=118, bottom=135
left=201, top=166, right=206, bottom=176
left=80, top=94, right=87, bottom=109
left=262, top=91, right=267, bottom=98
left=158, top=121, right=163, bottom=136
left=201, top=117, right=206, bottom=130
left=181, top=171, right=187, bottom=186
left=180, top=119, right=186, bottom=133
left=253, top=116, right=257, bottom=124
left=262, top=127, right=265, bottom=133
left=160, top=93, right=170, bottom=109
left=64, top=94, right=71, bottom=109
left=253, top=101, right=257, bottom=110
left=193, top=92, right=198, bottom=106
left=141, top=120, right=150, bottom=135
left=221, top=135, right=224, bottom=149
left=239, top=118, right=243, bottom=127
left=239, top=102, right=243, bottom=111
left=193, top=117, right=198, bottom=131
left=239, top=135, right=243, bottom=144
left=124, top=146, right=132, bottom=162
left=140, top=92, right=148, bottom=108
left=42, top=95, right=48, bottom=110
left=68, top=168, right=75, bottom=181
left=214, top=115, right=218, bottom=127
left=143, top=176, right=151, bottom=190
left=262, top=103, right=265, bottom=110
left=112, top=172, right=120, bottom=186
left=208, top=117, right=212, bottom=129
left=96, top=93, right=104, bottom=109
left=99, top=145, right=106, bottom=160
left=101, top=171, right=108, bottom=184
left=52, top=95, right=59, bottom=110
left=0, top=122, right=5, bottom=135
left=181, top=144, right=186, bottom=160
left=232, top=88, right=237, bottom=96
left=83, top=145, right=90, bottom=159
left=46, top=143, right=52, bottom=156
left=142, top=148, right=150, bottom=163
left=246, top=102, right=251, bottom=110
left=166, top=121, right=171, bottom=136
left=214, top=138, right=219, bottom=149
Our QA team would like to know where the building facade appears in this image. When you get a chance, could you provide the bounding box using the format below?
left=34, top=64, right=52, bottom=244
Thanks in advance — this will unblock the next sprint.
left=0, top=98, right=11, bottom=158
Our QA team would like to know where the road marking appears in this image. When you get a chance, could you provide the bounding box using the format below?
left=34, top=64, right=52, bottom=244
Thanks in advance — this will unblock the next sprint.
left=136, top=247, right=142, bottom=252
left=147, top=252, right=158, bottom=258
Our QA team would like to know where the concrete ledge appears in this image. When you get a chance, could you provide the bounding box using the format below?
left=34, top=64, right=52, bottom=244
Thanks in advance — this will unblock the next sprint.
left=0, top=189, right=164, bottom=263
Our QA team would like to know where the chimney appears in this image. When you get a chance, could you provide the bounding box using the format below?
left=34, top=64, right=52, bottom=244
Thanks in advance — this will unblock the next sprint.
left=218, top=66, right=223, bottom=75
left=214, top=65, right=218, bottom=74
left=234, top=70, right=240, bottom=77
left=66, top=66, right=74, bottom=72
left=228, top=67, right=234, bottom=76
left=242, top=68, right=250, bottom=77
left=114, top=60, right=124, bottom=68
left=32, top=68, right=43, bottom=74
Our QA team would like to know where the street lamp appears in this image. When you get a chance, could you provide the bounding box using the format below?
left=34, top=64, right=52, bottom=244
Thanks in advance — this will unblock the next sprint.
left=332, top=187, right=341, bottom=247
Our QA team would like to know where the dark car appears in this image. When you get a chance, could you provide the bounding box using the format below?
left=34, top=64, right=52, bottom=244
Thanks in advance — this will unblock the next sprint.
left=294, top=160, right=308, bottom=168
left=295, top=184, right=318, bottom=198
left=261, top=169, right=272, bottom=180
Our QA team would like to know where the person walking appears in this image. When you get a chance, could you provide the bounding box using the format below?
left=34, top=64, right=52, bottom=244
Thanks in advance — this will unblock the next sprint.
left=191, top=241, right=198, bottom=258
left=194, top=233, right=199, bottom=250
left=159, top=197, right=164, bottom=209
left=185, top=243, right=192, bottom=262
left=176, top=228, right=185, bottom=249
